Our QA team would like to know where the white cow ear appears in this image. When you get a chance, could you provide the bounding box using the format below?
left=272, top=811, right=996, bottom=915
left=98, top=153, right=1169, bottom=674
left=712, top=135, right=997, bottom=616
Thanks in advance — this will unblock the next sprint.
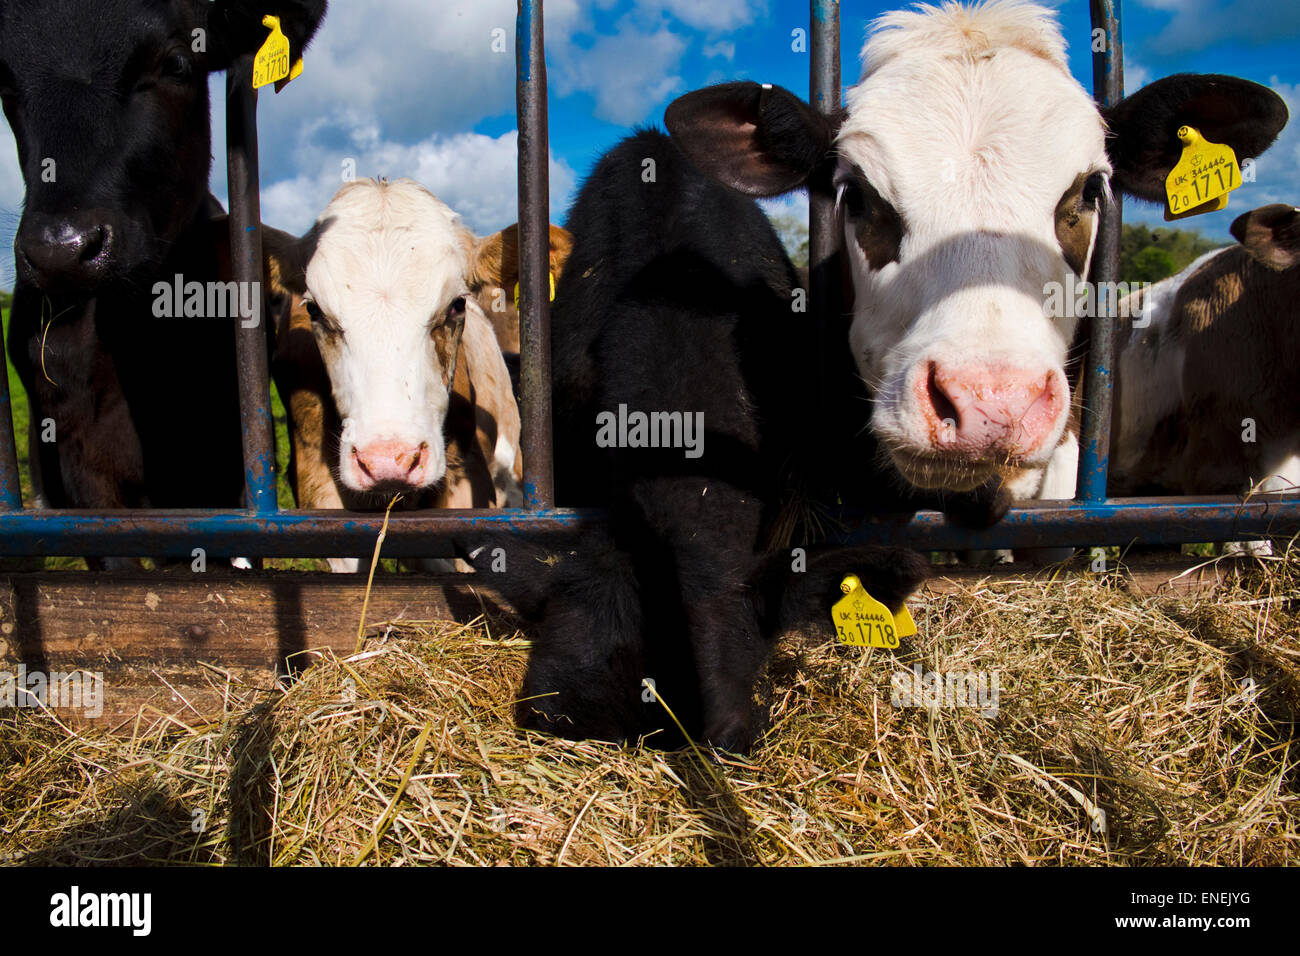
left=665, top=82, right=839, bottom=198
left=1231, top=204, right=1300, bottom=271
left=1104, top=74, right=1288, bottom=204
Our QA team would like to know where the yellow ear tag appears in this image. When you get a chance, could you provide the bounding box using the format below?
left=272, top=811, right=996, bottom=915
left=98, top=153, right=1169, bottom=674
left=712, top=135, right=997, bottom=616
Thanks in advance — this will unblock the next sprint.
left=512, top=272, right=556, bottom=309
left=252, top=15, right=293, bottom=90
left=1164, top=126, right=1239, bottom=221
left=831, top=574, right=916, bottom=648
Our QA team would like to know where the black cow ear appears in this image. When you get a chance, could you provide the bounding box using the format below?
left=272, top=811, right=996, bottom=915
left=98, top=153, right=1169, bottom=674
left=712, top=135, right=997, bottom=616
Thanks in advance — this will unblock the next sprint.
left=665, top=81, right=839, bottom=198
left=1230, top=203, right=1300, bottom=271
left=205, top=0, right=328, bottom=73
left=1104, top=74, right=1288, bottom=203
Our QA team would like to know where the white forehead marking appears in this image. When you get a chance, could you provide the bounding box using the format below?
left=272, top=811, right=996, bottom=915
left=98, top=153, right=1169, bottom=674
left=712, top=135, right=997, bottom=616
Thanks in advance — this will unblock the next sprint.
left=306, top=177, right=471, bottom=320
left=836, top=0, right=1109, bottom=227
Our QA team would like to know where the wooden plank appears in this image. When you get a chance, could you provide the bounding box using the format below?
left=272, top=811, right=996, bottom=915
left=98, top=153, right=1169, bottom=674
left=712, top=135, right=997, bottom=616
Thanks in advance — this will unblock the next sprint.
left=0, top=570, right=510, bottom=728
left=0, top=554, right=1248, bottom=729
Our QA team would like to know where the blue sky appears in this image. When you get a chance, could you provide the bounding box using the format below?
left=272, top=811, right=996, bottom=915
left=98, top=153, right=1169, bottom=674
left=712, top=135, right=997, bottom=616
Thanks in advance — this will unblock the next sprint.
left=0, top=0, right=1297, bottom=285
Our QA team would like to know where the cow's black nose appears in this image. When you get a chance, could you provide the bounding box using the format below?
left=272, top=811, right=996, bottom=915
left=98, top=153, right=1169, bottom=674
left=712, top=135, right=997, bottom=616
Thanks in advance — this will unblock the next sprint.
left=16, top=221, right=114, bottom=288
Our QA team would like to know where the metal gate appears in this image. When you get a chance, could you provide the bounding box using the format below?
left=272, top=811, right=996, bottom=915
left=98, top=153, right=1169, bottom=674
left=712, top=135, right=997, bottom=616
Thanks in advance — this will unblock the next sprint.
left=0, top=0, right=1296, bottom=562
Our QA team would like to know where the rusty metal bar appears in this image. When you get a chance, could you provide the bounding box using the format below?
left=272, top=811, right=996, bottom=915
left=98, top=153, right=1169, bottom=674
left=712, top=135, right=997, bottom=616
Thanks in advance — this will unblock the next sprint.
left=226, top=56, right=279, bottom=515
left=516, top=0, right=555, bottom=510
left=0, top=497, right=1295, bottom=558
left=1077, top=0, right=1124, bottom=502
left=809, top=0, right=841, bottom=404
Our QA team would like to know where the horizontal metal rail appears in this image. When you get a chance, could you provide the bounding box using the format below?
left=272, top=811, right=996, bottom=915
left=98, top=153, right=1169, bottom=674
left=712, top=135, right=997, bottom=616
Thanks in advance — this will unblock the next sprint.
left=0, top=497, right=1295, bottom=558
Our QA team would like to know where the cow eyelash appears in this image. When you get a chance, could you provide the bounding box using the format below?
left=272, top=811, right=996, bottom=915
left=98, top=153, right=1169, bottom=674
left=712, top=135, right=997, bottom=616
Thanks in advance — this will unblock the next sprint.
left=836, top=179, right=874, bottom=223
left=1081, top=172, right=1108, bottom=207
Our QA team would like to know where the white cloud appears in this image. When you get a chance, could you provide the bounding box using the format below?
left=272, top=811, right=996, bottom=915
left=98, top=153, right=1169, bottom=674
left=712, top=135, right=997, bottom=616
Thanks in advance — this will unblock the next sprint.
left=551, top=17, right=687, bottom=124
left=703, top=40, right=736, bottom=60
left=636, top=0, right=768, bottom=32
left=1136, top=0, right=1300, bottom=55
left=259, top=128, right=577, bottom=239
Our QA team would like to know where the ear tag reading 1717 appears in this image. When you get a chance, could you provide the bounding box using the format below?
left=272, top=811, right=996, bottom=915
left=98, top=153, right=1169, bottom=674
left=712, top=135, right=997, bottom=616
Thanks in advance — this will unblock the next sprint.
left=1164, top=125, right=1239, bottom=221
left=832, top=574, right=917, bottom=648
left=252, top=15, right=304, bottom=92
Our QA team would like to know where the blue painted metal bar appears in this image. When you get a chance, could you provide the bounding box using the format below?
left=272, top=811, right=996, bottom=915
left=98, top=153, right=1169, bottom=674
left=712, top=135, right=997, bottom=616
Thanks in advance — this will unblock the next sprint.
left=0, top=328, right=22, bottom=511
left=516, top=0, right=555, bottom=510
left=0, top=497, right=1295, bottom=558
left=1077, top=0, right=1124, bottom=502
left=226, top=57, right=279, bottom=515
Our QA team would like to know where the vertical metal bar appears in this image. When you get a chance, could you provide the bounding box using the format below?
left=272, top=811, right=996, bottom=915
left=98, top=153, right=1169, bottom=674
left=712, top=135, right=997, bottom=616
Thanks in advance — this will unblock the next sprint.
left=809, top=0, right=841, bottom=400
left=0, top=328, right=23, bottom=510
left=1077, top=0, right=1123, bottom=502
left=226, top=57, right=278, bottom=514
left=517, top=0, right=554, bottom=510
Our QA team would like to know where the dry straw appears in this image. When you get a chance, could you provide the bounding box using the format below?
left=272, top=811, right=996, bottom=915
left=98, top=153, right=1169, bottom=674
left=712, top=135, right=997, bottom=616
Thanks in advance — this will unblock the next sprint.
left=2, top=546, right=1296, bottom=866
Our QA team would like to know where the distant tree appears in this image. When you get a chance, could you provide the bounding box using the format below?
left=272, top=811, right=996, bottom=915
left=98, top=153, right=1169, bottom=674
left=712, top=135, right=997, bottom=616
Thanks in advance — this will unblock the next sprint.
left=1128, top=246, right=1177, bottom=283
left=0, top=290, right=11, bottom=313
left=767, top=213, right=809, bottom=270
left=1119, top=222, right=1221, bottom=284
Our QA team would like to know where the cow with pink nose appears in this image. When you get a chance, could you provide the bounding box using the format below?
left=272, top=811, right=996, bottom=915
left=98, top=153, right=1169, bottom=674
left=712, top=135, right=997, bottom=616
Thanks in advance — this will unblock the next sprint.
left=666, top=0, right=1287, bottom=517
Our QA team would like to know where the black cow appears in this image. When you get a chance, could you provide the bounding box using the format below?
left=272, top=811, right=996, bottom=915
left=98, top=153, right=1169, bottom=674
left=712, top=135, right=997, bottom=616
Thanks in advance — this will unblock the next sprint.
left=0, top=0, right=325, bottom=564
left=474, top=130, right=929, bottom=753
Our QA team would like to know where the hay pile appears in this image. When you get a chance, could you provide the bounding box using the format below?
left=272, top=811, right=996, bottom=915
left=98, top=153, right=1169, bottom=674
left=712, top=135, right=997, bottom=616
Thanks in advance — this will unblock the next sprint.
left=2, top=551, right=1297, bottom=866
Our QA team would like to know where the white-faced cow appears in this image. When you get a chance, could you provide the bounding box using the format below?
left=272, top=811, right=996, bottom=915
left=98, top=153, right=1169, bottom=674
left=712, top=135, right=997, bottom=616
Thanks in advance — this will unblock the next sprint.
left=268, top=179, right=526, bottom=572
left=666, top=0, right=1287, bottom=515
left=0, top=0, right=326, bottom=567
left=1110, top=203, right=1300, bottom=552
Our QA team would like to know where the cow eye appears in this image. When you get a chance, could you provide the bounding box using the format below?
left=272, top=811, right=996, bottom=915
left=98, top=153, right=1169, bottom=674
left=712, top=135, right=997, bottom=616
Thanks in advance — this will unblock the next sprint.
left=1081, top=172, right=1107, bottom=207
left=839, top=181, right=873, bottom=222
left=447, top=296, right=467, bottom=320
left=305, top=300, right=324, bottom=323
left=160, top=52, right=193, bottom=82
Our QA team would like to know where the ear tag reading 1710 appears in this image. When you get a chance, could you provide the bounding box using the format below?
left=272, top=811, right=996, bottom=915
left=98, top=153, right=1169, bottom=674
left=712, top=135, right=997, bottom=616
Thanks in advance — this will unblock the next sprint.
left=252, top=15, right=303, bottom=92
left=512, top=272, right=557, bottom=309
left=1164, top=125, right=1239, bottom=221
left=832, top=574, right=917, bottom=648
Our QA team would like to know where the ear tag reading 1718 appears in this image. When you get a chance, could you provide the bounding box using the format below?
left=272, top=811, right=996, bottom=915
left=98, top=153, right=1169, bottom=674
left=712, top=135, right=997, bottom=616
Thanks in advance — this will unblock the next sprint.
left=832, top=574, right=917, bottom=649
left=1164, top=125, right=1239, bottom=221
left=252, top=15, right=304, bottom=92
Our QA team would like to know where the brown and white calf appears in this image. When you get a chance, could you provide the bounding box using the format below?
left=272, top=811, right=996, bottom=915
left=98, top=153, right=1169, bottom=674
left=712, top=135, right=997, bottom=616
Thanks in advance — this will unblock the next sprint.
left=466, top=223, right=573, bottom=394
left=1111, top=203, right=1300, bottom=552
left=269, top=178, right=525, bottom=570
left=665, top=0, right=1287, bottom=525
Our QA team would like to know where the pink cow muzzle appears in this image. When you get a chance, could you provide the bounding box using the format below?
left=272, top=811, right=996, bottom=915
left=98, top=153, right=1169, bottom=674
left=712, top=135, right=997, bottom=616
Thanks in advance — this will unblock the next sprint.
left=913, top=361, right=1066, bottom=462
left=348, top=439, right=435, bottom=492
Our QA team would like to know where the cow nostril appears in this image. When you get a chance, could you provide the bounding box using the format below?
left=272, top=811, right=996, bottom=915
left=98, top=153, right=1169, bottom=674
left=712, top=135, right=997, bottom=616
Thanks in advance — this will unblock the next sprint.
left=79, top=226, right=106, bottom=262
left=927, top=363, right=960, bottom=433
left=353, top=447, right=374, bottom=481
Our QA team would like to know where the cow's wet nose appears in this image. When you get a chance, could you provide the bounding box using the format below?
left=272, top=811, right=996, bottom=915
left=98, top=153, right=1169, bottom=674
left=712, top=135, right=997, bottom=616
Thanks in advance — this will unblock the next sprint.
left=917, top=361, right=1064, bottom=459
left=351, top=440, right=432, bottom=491
left=17, top=220, right=114, bottom=288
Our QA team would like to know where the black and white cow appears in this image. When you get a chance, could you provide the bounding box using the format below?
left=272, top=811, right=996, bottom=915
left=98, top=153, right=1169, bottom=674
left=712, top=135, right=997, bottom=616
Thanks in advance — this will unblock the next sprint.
left=0, top=0, right=325, bottom=563
left=1111, top=203, right=1300, bottom=553
left=666, top=0, right=1287, bottom=515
